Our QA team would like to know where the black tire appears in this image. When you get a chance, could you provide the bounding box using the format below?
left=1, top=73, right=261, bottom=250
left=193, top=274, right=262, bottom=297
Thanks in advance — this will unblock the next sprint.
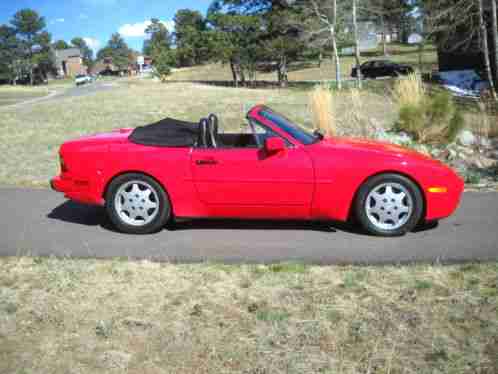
left=105, top=173, right=171, bottom=234
left=354, top=173, right=424, bottom=237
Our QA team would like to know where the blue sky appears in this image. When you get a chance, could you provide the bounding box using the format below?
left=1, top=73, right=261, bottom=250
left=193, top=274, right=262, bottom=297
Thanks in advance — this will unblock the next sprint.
left=0, top=0, right=211, bottom=54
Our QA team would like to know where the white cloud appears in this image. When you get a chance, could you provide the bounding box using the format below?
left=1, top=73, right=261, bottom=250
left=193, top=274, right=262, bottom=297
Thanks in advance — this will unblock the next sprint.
left=79, top=13, right=89, bottom=20
left=50, top=18, right=65, bottom=25
left=83, top=37, right=101, bottom=50
left=118, top=20, right=174, bottom=38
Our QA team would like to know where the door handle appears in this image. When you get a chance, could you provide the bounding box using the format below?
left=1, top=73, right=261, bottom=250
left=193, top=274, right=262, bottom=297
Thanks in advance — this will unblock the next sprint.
left=196, top=159, right=218, bottom=165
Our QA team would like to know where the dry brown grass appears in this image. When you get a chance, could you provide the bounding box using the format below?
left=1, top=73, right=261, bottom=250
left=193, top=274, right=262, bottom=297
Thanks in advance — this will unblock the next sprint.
left=308, top=85, right=385, bottom=139
left=0, top=85, right=50, bottom=107
left=0, top=257, right=497, bottom=374
left=393, top=73, right=426, bottom=109
left=309, top=85, right=335, bottom=136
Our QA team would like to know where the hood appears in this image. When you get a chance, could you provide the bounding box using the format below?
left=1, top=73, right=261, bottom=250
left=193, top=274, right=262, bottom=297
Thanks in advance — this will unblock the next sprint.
left=319, top=137, right=438, bottom=163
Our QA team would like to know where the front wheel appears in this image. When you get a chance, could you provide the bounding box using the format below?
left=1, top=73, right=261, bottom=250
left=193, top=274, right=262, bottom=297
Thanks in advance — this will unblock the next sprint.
left=354, top=174, right=424, bottom=237
left=105, top=173, right=171, bottom=234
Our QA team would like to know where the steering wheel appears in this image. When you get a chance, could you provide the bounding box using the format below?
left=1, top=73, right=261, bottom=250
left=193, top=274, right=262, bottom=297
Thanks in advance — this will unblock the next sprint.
left=208, top=114, right=219, bottom=148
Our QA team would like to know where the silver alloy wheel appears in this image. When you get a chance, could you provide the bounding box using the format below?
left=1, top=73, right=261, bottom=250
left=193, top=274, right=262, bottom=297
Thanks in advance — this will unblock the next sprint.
left=365, top=182, right=413, bottom=231
left=114, top=181, right=159, bottom=227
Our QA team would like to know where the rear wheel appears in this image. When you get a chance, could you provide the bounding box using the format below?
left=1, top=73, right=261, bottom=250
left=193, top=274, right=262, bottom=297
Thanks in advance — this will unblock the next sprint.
left=355, top=174, right=424, bottom=237
left=105, top=173, right=171, bottom=234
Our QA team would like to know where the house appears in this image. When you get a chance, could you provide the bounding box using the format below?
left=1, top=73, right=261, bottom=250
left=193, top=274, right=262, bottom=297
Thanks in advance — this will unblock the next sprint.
left=54, top=48, right=87, bottom=77
left=342, top=22, right=380, bottom=55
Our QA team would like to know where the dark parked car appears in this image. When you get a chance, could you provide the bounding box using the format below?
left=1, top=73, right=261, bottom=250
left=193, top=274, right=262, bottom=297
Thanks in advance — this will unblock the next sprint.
left=352, top=60, right=414, bottom=79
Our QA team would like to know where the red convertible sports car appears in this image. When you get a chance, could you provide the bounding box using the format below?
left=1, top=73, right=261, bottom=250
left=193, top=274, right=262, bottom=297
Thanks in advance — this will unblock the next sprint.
left=51, top=105, right=464, bottom=236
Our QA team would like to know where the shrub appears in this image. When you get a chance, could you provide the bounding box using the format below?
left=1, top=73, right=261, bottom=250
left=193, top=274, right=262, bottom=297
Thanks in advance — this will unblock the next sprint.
left=153, top=50, right=175, bottom=82
left=394, top=75, right=464, bottom=144
left=393, top=73, right=426, bottom=108
left=309, top=84, right=335, bottom=136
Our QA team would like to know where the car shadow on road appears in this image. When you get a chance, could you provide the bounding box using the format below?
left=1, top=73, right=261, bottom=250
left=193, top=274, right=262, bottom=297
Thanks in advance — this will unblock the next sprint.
left=48, top=200, right=366, bottom=234
left=47, top=200, right=111, bottom=227
left=47, top=200, right=437, bottom=236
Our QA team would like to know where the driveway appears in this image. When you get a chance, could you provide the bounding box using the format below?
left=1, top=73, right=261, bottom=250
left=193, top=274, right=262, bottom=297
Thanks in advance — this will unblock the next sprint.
left=0, top=81, right=121, bottom=110
left=51, top=80, right=120, bottom=100
left=1, top=189, right=497, bottom=264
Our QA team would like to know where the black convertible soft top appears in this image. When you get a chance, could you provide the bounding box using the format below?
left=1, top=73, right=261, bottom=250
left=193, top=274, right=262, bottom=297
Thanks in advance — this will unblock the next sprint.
left=128, top=117, right=199, bottom=147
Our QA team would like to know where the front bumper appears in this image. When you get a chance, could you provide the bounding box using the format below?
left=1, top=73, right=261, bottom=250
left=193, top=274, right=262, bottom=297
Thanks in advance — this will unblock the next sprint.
left=424, top=174, right=465, bottom=221
left=51, top=175, right=105, bottom=206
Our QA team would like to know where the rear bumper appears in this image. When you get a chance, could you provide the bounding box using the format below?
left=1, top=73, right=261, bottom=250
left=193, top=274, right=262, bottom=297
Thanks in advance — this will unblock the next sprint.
left=51, top=175, right=105, bottom=206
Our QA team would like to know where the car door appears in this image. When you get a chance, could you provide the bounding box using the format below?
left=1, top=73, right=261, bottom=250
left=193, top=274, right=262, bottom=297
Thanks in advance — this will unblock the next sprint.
left=190, top=121, right=314, bottom=218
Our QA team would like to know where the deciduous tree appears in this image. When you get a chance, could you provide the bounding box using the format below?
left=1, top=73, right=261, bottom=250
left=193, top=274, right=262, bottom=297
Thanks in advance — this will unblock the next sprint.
left=97, top=33, right=131, bottom=71
left=71, top=37, right=94, bottom=71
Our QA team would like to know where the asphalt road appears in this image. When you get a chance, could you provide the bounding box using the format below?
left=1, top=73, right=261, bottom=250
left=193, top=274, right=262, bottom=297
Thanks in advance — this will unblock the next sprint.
left=1, top=188, right=497, bottom=264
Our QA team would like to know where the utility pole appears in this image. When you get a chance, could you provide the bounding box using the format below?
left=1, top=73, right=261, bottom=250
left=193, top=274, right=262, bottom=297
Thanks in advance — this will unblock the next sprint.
left=491, top=0, right=498, bottom=89
left=478, top=0, right=497, bottom=100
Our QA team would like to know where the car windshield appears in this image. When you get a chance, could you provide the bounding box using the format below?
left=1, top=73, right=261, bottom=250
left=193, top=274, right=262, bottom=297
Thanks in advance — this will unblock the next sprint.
left=75, top=74, right=86, bottom=78
left=259, top=109, right=319, bottom=145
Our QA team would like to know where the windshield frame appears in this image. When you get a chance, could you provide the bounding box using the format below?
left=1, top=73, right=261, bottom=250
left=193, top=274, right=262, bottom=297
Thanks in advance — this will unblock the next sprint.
left=258, top=108, right=320, bottom=145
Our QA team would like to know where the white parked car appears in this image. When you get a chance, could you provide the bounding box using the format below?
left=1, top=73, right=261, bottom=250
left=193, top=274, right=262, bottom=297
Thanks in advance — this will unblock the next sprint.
left=75, top=74, right=92, bottom=86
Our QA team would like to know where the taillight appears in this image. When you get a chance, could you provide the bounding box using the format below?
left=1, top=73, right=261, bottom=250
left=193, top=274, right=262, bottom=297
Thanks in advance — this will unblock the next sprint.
left=60, top=154, right=68, bottom=173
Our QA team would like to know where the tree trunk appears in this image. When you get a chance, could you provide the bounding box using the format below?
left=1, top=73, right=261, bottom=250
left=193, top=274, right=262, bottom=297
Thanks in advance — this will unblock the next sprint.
left=353, top=0, right=362, bottom=89
left=478, top=0, right=497, bottom=99
left=230, top=59, right=238, bottom=88
left=491, top=0, right=498, bottom=88
left=278, top=55, right=288, bottom=88
left=381, top=13, right=388, bottom=56
left=331, top=0, right=341, bottom=90
left=418, top=39, right=425, bottom=73
left=239, top=66, right=246, bottom=86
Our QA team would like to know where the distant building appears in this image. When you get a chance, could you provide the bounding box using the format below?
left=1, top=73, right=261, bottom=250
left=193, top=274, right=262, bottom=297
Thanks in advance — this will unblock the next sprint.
left=342, top=22, right=381, bottom=55
left=54, top=48, right=87, bottom=77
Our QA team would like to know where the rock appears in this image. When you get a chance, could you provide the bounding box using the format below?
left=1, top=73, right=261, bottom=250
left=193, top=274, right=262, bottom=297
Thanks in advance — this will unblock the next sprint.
left=414, top=144, right=431, bottom=156
left=478, top=157, right=497, bottom=169
left=458, top=146, right=474, bottom=156
left=488, top=150, right=498, bottom=160
left=99, top=351, right=132, bottom=370
left=396, top=132, right=412, bottom=144
left=457, top=130, right=476, bottom=147
left=376, top=130, right=413, bottom=145
left=448, top=148, right=458, bottom=160
left=479, top=137, right=491, bottom=148
left=472, top=159, right=484, bottom=169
